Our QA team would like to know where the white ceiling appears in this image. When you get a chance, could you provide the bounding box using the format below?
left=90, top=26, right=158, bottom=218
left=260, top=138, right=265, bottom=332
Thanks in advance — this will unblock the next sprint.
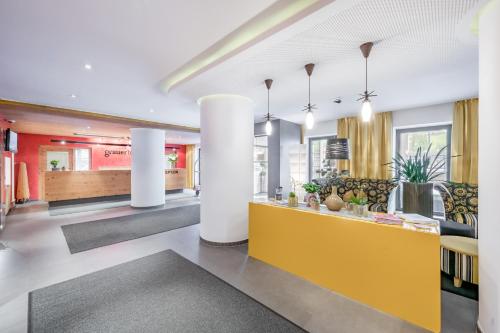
left=179, top=0, right=481, bottom=124
left=0, top=0, right=276, bottom=128
left=0, top=0, right=481, bottom=132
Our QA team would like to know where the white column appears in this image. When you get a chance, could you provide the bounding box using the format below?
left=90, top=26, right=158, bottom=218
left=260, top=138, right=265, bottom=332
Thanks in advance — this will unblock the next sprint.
left=478, top=2, right=500, bottom=332
left=199, top=95, right=254, bottom=243
left=131, top=128, right=165, bottom=207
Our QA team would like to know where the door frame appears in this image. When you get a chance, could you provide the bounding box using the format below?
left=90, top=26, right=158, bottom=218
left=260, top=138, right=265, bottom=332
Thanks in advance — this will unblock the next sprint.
left=38, top=146, right=74, bottom=201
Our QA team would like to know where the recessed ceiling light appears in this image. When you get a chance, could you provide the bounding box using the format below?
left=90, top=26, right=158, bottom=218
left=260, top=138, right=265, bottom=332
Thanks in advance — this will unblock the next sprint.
left=149, top=108, right=155, bottom=113
left=60, top=140, right=66, bottom=145
left=70, top=94, right=77, bottom=99
left=84, top=63, right=92, bottom=70
left=86, top=126, right=91, bottom=129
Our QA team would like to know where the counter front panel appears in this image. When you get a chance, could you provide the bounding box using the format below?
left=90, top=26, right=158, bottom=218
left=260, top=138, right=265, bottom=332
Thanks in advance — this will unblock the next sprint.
left=44, top=169, right=186, bottom=201
left=249, top=202, right=441, bottom=333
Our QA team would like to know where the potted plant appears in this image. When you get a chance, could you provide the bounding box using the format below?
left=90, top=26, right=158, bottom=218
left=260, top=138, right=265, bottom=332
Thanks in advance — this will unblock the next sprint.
left=167, top=153, right=178, bottom=168
left=288, top=191, right=299, bottom=207
left=302, top=182, right=321, bottom=207
left=349, top=195, right=369, bottom=217
left=50, top=160, right=60, bottom=171
left=386, top=144, right=446, bottom=218
left=288, top=178, right=299, bottom=207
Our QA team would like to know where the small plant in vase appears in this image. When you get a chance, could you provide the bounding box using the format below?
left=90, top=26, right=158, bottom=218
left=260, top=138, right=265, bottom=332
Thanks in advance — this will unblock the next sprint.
left=302, top=182, right=321, bottom=208
left=167, top=153, right=178, bottom=168
left=348, top=192, right=368, bottom=217
left=288, top=178, right=299, bottom=207
left=50, top=160, right=60, bottom=171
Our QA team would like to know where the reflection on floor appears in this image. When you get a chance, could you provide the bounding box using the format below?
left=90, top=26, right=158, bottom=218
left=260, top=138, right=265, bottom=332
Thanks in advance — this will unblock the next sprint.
left=0, top=193, right=478, bottom=333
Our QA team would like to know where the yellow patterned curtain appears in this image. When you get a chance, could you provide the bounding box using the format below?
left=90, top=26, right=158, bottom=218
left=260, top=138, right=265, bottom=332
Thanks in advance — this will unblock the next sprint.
left=337, top=112, right=392, bottom=179
left=451, top=98, right=478, bottom=184
left=185, top=145, right=195, bottom=189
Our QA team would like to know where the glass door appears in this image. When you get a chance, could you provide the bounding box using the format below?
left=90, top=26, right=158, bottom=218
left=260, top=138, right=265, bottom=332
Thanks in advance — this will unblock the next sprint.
left=253, top=136, right=268, bottom=197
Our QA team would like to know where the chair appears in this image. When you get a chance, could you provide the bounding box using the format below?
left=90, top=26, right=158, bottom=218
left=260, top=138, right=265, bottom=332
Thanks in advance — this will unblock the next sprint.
left=436, top=182, right=479, bottom=287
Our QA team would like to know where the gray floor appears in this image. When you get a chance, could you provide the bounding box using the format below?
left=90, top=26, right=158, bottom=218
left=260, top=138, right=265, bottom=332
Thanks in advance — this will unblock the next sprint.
left=0, top=194, right=478, bottom=333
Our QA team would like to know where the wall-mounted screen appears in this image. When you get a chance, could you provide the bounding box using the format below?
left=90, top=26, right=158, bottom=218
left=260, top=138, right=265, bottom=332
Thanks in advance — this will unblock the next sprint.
left=5, top=129, right=17, bottom=153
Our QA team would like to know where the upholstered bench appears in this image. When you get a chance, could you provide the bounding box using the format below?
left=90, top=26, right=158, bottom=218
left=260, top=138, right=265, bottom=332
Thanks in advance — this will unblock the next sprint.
left=436, top=182, right=479, bottom=287
left=312, top=177, right=397, bottom=213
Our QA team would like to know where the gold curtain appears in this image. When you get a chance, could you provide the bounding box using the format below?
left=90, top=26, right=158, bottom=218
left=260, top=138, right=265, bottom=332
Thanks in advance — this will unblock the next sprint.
left=185, top=145, right=195, bottom=189
left=337, top=112, right=392, bottom=179
left=451, top=98, right=478, bottom=184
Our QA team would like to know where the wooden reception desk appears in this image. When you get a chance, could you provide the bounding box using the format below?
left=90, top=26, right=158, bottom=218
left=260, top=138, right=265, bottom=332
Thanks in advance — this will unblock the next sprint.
left=249, top=202, right=441, bottom=333
left=44, top=169, right=186, bottom=202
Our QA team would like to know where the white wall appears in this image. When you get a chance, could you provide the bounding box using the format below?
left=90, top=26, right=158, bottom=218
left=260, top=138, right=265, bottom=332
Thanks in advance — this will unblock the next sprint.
left=304, top=119, right=338, bottom=137
left=303, top=102, right=454, bottom=139
left=478, top=1, right=500, bottom=332
left=392, top=102, right=453, bottom=129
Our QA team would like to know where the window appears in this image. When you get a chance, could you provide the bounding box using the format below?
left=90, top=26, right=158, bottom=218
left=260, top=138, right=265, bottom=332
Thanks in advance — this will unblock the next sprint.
left=253, top=136, right=268, bottom=196
left=395, top=125, right=451, bottom=181
left=395, top=125, right=452, bottom=216
left=74, top=149, right=90, bottom=171
left=308, top=136, right=336, bottom=180
left=46, top=151, right=70, bottom=171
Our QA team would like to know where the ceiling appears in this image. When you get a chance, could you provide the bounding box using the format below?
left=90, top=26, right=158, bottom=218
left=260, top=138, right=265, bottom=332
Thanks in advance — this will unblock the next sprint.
left=0, top=0, right=482, bottom=132
left=0, top=0, right=277, bottom=128
left=179, top=0, right=481, bottom=124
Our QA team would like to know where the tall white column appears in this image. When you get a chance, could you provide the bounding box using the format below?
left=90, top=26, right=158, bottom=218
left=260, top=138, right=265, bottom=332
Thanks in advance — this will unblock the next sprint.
left=131, top=128, right=165, bottom=207
left=478, top=1, right=500, bottom=332
left=199, top=95, right=254, bottom=244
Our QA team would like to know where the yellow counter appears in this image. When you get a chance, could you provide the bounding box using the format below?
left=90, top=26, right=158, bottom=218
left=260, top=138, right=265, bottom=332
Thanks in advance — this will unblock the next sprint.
left=248, top=202, right=441, bottom=332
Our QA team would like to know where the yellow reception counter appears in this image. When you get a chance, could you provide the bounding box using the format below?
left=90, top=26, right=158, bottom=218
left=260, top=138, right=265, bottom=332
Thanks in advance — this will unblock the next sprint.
left=248, top=202, right=441, bottom=333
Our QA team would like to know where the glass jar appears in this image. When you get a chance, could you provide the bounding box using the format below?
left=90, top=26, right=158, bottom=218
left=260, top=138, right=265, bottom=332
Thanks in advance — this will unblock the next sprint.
left=275, top=186, right=283, bottom=201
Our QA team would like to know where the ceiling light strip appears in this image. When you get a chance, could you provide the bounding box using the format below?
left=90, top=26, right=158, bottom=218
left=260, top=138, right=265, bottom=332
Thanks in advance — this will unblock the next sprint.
left=161, top=0, right=334, bottom=92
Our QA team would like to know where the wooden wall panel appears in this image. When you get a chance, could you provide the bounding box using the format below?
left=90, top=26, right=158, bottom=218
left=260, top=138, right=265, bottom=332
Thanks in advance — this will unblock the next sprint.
left=44, top=169, right=186, bottom=201
left=166, top=169, right=186, bottom=190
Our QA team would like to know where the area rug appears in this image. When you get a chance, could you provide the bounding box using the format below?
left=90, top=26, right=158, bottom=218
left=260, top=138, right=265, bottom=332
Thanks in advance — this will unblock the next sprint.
left=28, top=250, right=305, bottom=333
left=61, top=204, right=199, bottom=253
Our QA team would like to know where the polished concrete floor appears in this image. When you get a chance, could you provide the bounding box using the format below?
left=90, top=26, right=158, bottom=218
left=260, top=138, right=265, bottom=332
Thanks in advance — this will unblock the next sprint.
left=0, top=195, right=478, bottom=333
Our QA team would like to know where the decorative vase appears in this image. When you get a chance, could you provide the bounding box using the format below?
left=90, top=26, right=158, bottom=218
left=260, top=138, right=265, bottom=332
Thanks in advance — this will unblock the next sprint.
left=308, top=193, right=320, bottom=210
left=304, top=192, right=315, bottom=207
left=352, top=204, right=368, bottom=217
left=402, top=182, right=434, bottom=218
left=325, top=186, right=344, bottom=211
left=288, top=196, right=298, bottom=207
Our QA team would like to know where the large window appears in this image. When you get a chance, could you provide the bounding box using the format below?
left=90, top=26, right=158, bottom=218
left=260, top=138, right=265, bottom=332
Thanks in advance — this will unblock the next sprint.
left=395, top=125, right=451, bottom=216
left=253, top=136, right=268, bottom=196
left=309, top=136, right=336, bottom=180
left=395, top=125, right=451, bottom=181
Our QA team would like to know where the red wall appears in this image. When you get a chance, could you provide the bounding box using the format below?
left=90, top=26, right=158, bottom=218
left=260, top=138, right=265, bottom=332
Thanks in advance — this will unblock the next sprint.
left=15, top=133, right=186, bottom=200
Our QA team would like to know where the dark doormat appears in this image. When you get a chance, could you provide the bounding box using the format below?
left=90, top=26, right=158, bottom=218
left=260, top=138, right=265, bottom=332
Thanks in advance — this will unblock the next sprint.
left=441, top=272, right=478, bottom=300
left=61, top=204, right=199, bottom=253
left=28, top=250, right=306, bottom=333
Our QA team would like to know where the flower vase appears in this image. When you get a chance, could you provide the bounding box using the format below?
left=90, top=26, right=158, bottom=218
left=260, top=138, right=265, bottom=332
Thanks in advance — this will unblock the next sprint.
left=308, top=192, right=320, bottom=210
left=288, top=196, right=298, bottom=207
left=325, top=186, right=344, bottom=211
